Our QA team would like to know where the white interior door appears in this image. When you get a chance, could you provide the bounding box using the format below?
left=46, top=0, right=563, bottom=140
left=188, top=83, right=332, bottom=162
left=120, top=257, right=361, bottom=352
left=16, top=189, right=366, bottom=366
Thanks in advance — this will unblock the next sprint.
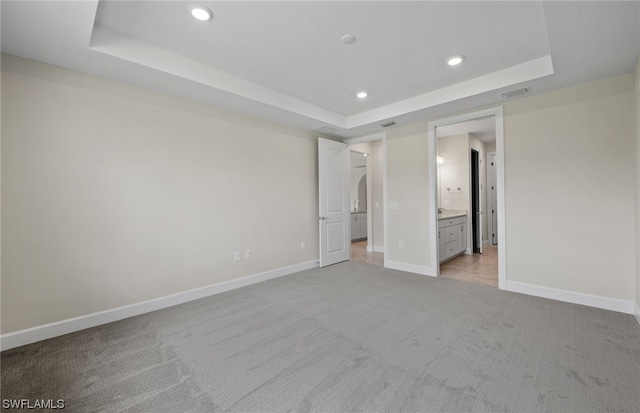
left=318, top=138, right=350, bottom=267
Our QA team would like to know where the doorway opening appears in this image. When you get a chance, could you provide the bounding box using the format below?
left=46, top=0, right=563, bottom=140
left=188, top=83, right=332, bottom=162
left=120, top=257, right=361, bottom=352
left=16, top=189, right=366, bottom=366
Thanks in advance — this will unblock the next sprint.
left=470, top=148, right=482, bottom=254
left=428, top=107, right=506, bottom=289
left=344, top=133, right=387, bottom=267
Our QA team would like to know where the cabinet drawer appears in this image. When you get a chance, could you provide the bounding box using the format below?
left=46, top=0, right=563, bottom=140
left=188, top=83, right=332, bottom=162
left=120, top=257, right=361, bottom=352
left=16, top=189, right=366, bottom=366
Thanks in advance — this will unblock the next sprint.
left=444, top=240, right=458, bottom=257
left=443, top=226, right=460, bottom=243
left=438, top=216, right=465, bottom=228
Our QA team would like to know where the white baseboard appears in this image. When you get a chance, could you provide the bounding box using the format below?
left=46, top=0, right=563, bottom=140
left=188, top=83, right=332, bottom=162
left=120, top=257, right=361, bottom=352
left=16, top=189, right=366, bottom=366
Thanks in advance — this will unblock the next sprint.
left=505, top=280, right=635, bottom=315
left=634, top=303, right=640, bottom=326
left=368, top=245, right=385, bottom=253
left=0, top=260, right=318, bottom=351
left=386, top=260, right=436, bottom=277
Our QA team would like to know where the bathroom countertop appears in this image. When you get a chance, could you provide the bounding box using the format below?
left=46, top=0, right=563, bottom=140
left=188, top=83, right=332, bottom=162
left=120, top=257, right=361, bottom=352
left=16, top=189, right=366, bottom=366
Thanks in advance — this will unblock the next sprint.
left=437, top=210, right=467, bottom=219
left=351, top=211, right=367, bottom=214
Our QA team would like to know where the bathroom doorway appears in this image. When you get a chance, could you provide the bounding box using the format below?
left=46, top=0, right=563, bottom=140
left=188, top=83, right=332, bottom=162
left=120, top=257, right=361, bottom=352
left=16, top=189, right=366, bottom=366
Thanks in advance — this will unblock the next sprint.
left=429, top=107, right=505, bottom=288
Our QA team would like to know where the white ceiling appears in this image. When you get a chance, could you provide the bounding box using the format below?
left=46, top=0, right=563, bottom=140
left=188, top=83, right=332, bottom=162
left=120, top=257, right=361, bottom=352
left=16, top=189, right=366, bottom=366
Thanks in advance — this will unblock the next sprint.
left=2, top=1, right=639, bottom=139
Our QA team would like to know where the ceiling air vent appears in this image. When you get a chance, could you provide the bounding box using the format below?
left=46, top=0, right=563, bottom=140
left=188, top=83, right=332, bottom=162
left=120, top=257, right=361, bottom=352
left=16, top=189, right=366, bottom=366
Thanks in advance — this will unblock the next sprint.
left=502, top=87, right=530, bottom=99
left=381, top=121, right=396, bottom=128
left=313, top=126, right=345, bottom=139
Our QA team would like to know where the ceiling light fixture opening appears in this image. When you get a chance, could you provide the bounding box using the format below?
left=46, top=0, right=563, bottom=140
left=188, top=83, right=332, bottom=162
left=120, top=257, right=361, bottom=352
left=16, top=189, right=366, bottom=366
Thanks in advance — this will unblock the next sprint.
left=447, top=55, right=464, bottom=66
left=356, top=91, right=368, bottom=99
left=191, top=5, right=212, bottom=21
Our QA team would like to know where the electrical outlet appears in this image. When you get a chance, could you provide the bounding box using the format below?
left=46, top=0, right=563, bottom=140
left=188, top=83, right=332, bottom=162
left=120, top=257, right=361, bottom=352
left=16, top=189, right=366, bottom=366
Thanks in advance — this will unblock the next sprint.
left=300, top=241, right=306, bottom=250
left=398, top=241, right=404, bottom=249
left=234, top=251, right=241, bottom=262
left=245, top=250, right=251, bottom=260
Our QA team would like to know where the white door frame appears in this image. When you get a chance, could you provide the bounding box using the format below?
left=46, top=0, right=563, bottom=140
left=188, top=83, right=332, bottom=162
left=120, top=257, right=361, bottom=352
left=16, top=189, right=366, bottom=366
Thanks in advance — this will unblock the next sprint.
left=343, top=131, right=388, bottom=268
left=487, top=151, right=498, bottom=245
left=427, top=106, right=506, bottom=289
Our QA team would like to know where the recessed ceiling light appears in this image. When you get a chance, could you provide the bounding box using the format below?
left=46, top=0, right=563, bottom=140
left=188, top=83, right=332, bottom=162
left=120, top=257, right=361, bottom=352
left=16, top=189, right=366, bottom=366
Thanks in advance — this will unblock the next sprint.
left=191, top=5, right=212, bottom=21
left=447, top=55, right=464, bottom=66
left=341, top=34, right=357, bottom=45
left=356, top=91, right=368, bottom=99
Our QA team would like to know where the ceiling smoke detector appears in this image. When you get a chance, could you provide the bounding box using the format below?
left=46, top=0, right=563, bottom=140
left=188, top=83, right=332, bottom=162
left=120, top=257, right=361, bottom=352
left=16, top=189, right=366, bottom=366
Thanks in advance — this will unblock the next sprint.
left=341, top=34, right=357, bottom=45
left=502, top=87, right=530, bottom=99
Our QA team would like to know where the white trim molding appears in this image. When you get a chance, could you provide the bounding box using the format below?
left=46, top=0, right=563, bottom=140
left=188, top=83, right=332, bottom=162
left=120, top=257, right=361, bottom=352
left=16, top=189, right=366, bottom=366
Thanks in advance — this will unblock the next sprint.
left=0, top=260, right=318, bottom=351
left=365, top=245, right=385, bottom=253
left=386, top=260, right=437, bottom=277
left=634, top=302, right=640, bottom=326
left=506, top=280, right=636, bottom=315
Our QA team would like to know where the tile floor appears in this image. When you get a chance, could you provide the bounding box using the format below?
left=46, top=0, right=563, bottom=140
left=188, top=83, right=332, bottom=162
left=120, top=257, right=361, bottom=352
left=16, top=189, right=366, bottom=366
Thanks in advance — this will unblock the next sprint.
left=439, top=245, right=498, bottom=287
left=350, top=240, right=384, bottom=267
left=351, top=240, right=498, bottom=288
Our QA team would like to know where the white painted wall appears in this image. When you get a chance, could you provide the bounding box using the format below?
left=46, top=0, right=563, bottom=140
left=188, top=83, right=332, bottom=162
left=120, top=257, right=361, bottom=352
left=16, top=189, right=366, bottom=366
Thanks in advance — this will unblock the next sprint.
left=504, top=73, right=636, bottom=301
left=371, top=140, right=384, bottom=251
left=438, top=133, right=469, bottom=211
left=386, top=122, right=432, bottom=271
left=1, top=55, right=319, bottom=334
left=634, top=57, right=640, bottom=315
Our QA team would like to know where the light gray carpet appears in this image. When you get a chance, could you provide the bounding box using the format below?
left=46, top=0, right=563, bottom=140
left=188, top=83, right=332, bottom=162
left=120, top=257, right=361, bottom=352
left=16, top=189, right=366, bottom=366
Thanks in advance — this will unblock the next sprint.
left=2, top=261, right=640, bottom=412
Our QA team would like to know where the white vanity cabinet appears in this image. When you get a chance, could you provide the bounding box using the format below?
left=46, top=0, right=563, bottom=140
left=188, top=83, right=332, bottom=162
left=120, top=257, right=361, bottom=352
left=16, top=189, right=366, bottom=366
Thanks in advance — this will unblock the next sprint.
left=438, top=215, right=467, bottom=263
left=351, top=213, right=367, bottom=241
